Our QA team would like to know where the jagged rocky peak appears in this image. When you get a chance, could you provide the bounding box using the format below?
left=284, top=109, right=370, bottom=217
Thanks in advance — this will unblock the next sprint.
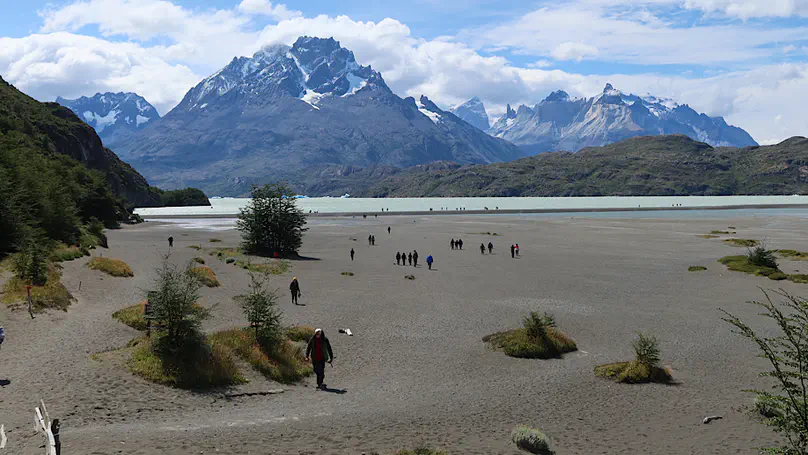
left=505, top=104, right=517, bottom=118
left=543, top=90, right=570, bottom=103
left=56, top=92, right=160, bottom=140
left=449, top=96, right=490, bottom=131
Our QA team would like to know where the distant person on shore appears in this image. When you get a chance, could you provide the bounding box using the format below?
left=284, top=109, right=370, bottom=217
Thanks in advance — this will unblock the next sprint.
left=400, top=252, right=406, bottom=265
left=350, top=248, right=355, bottom=261
left=168, top=236, right=174, bottom=248
left=368, top=235, right=372, bottom=246
left=413, top=250, right=419, bottom=267
left=408, top=252, right=413, bottom=266
left=515, top=244, right=520, bottom=256
left=305, top=328, right=334, bottom=390
left=480, top=243, right=485, bottom=254
left=488, top=242, right=493, bottom=254
left=372, top=235, right=376, bottom=246
left=450, top=239, right=455, bottom=250
left=458, top=239, right=464, bottom=250
left=510, top=244, right=515, bottom=258
left=290, top=277, right=301, bottom=305
left=426, top=255, right=434, bottom=270
left=388, top=226, right=391, bottom=234
left=396, top=252, right=401, bottom=265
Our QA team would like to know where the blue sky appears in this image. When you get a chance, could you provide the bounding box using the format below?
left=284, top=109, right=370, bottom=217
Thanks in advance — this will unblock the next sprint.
left=1, top=0, right=807, bottom=143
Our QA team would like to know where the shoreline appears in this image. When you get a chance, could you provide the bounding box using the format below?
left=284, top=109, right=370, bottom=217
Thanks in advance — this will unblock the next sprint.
left=138, top=202, right=808, bottom=219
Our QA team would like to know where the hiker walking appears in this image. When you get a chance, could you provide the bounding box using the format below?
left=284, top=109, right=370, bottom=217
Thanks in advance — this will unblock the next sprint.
left=510, top=244, right=515, bottom=258
left=168, top=236, right=174, bottom=248
left=413, top=250, right=419, bottom=267
left=426, top=255, right=434, bottom=270
left=350, top=248, right=355, bottom=261
left=305, top=328, right=334, bottom=390
left=368, top=235, right=372, bottom=246
left=396, top=252, right=401, bottom=265
left=515, top=244, right=520, bottom=256
left=450, top=239, right=455, bottom=250
left=371, top=235, right=376, bottom=246
left=457, top=239, right=463, bottom=250
left=388, top=226, right=391, bottom=234
left=488, top=242, right=494, bottom=254
left=290, top=277, right=301, bottom=305
left=480, top=243, right=485, bottom=254
left=408, top=252, right=413, bottom=266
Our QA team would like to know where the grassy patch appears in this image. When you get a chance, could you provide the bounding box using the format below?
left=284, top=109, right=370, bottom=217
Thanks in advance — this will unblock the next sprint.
left=187, top=245, right=201, bottom=250
left=50, top=245, right=88, bottom=262
left=112, top=301, right=148, bottom=331
left=594, top=361, right=673, bottom=384
left=511, top=425, right=553, bottom=455
left=696, top=234, right=720, bottom=239
left=777, top=250, right=808, bottom=261
left=189, top=266, right=220, bottom=287
left=341, top=271, right=354, bottom=276
left=209, top=328, right=312, bottom=384
left=484, top=328, right=577, bottom=359
left=688, top=266, right=707, bottom=272
left=234, top=259, right=290, bottom=275
left=88, top=257, right=134, bottom=277
left=1, top=263, right=74, bottom=312
left=210, top=247, right=241, bottom=259
left=209, top=238, right=222, bottom=243
left=710, top=230, right=735, bottom=235
left=718, top=255, right=807, bottom=284
left=286, top=325, right=315, bottom=342
left=127, top=335, right=245, bottom=389
left=723, top=238, right=760, bottom=247
left=192, top=257, right=205, bottom=264
left=790, top=274, right=808, bottom=284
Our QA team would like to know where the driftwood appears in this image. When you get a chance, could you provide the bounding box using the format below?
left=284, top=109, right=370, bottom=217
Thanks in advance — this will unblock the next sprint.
left=1, top=424, right=7, bottom=449
left=34, top=400, right=56, bottom=455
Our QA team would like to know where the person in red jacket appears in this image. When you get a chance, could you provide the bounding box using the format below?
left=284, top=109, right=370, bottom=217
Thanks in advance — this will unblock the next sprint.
left=305, top=328, right=334, bottom=390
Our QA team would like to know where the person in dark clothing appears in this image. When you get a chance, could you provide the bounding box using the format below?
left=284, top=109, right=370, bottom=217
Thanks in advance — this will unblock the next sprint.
left=350, top=248, right=355, bottom=261
left=458, top=239, right=463, bottom=250
left=488, top=242, right=494, bottom=254
left=371, top=235, right=376, bottom=246
left=480, top=243, right=485, bottom=254
left=306, top=328, right=334, bottom=390
left=388, top=226, right=391, bottom=234
left=400, top=252, right=406, bottom=265
left=450, top=239, right=455, bottom=250
left=408, top=252, right=413, bottom=266
left=290, top=277, right=301, bottom=305
left=368, top=235, right=372, bottom=246
left=510, top=244, right=515, bottom=258
left=426, top=255, right=434, bottom=270
left=413, top=250, right=419, bottom=267
left=396, top=252, right=401, bottom=265
left=168, top=236, right=174, bottom=248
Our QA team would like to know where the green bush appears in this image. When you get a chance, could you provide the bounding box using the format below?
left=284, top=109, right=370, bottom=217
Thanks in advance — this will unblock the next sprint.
left=112, top=301, right=148, bottom=331
left=50, top=245, right=86, bottom=262
left=341, top=271, right=355, bottom=276
left=511, top=425, right=553, bottom=454
left=484, top=312, right=577, bottom=359
left=193, top=257, right=205, bottom=264
left=189, top=266, right=220, bottom=287
left=210, top=328, right=312, bottom=384
left=747, top=244, right=778, bottom=269
left=11, top=239, right=49, bottom=285
left=688, top=266, right=707, bottom=272
left=633, top=332, right=660, bottom=367
left=286, top=325, right=315, bottom=342
left=88, top=257, right=134, bottom=277
left=237, top=183, right=308, bottom=257
left=594, top=332, right=673, bottom=384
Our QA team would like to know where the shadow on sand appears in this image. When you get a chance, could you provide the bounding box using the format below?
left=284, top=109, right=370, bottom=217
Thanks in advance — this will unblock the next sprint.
left=0, top=379, right=10, bottom=387
left=320, top=386, right=347, bottom=394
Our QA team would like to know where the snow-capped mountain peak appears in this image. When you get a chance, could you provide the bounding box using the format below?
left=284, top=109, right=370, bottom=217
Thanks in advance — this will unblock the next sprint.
left=56, top=92, right=160, bottom=141
left=449, top=96, right=490, bottom=131
left=488, top=83, right=757, bottom=153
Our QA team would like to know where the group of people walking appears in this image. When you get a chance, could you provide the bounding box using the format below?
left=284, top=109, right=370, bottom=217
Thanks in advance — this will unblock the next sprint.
left=450, top=238, right=464, bottom=250
left=396, top=250, right=419, bottom=266
left=480, top=242, right=494, bottom=254
left=510, top=244, right=520, bottom=258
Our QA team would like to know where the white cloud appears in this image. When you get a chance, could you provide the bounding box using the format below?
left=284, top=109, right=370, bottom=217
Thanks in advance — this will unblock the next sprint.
left=237, top=0, right=301, bottom=20
left=682, top=0, right=808, bottom=19
left=529, top=60, right=554, bottom=68
left=551, top=42, right=599, bottom=61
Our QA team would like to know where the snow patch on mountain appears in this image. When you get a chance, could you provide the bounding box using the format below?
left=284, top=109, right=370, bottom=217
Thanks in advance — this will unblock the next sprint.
left=449, top=96, right=490, bottom=131
left=58, top=92, right=160, bottom=141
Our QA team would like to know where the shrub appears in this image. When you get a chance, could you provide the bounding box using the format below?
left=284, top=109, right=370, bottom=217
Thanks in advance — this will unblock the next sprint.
left=192, top=257, right=205, bottom=264
left=484, top=312, right=577, bottom=359
left=87, top=217, right=108, bottom=248
left=50, top=245, right=87, bottom=262
left=237, top=183, right=308, bottom=257
left=747, top=244, right=778, bottom=269
left=633, top=332, right=660, bottom=367
left=718, top=255, right=781, bottom=279
left=148, top=262, right=208, bottom=349
left=210, top=328, right=312, bottom=384
left=769, top=272, right=789, bottom=281
left=236, top=272, right=282, bottom=343
left=189, top=266, right=220, bottom=287
left=790, top=274, right=808, bottom=284
left=127, top=334, right=245, bottom=389
left=754, top=395, right=784, bottom=419
left=722, top=290, right=808, bottom=454
left=286, top=325, right=315, bottom=342
left=12, top=239, right=49, bottom=285
left=688, top=265, right=707, bottom=272
left=1, top=263, right=74, bottom=312
left=209, top=238, right=222, bottom=243
left=187, top=245, right=201, bottom=250
left=341, top=271, right=355, bottom=276
left=112, top=301, right=148, bottom=331
left=88, top=257, right=134, bottom=277
left=724, top=238, right=760, bottom=247
left=511, top=425, right=553, bottom=454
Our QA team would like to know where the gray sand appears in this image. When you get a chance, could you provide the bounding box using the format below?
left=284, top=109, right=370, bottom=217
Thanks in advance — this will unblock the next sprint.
left=2, top=212, right=807, bottom=454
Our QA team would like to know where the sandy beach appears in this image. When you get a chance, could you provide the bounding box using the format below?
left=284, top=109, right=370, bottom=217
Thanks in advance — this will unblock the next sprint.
left=2, top=211, right=808, bottom=454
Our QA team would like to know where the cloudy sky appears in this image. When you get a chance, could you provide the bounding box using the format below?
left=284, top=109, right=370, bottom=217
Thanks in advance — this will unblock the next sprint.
left=1, top=0, right=807, bottom=144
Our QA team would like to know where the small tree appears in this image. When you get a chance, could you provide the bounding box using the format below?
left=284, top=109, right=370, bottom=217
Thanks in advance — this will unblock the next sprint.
left=722, top=290, right=808, bottom=454
left=237, top=183, right=308, bottom=257
left=148, top=262, right=209, bottom=349
left=632, top=332, right=661, bottom=367
left=12, top=235, right=49, bottom=285
left=237, top=270, right=282, bottom=345
left=747, top=243, right=778, bottom=269
left=523, top=312, right=555, bottom=341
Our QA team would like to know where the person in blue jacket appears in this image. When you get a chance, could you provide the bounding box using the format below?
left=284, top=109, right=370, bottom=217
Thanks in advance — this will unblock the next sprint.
left=426, top=255, right=434, bottom=270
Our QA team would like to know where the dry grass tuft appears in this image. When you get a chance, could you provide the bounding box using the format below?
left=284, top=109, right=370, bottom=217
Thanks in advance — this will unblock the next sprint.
left=1, top=263, right=74, bottom=312
left=210, top=328, right=312, bottom=384
left=594, top=361, right=673, bottom=384
left=286, top=325, right=316, bottom=342
left=484, top=327, right=577, bottom=359
left=688, top=266, right=707, bottom=272
left=88, top=257, right=134, bottom=277
left=50, top=245, right=87, bottom=262
left=112, top=301, right=148, bottom=331
left=189, top=266, right=220, bottom=287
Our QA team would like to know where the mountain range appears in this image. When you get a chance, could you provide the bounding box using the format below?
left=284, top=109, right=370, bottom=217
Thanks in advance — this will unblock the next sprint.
left=485, top=84, right=757, bottom=154
left=56, top=92, right=160, bottom=144
left=449, top=97, right=490, bottom=131
left=108, top=37, right=523, bottom=196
